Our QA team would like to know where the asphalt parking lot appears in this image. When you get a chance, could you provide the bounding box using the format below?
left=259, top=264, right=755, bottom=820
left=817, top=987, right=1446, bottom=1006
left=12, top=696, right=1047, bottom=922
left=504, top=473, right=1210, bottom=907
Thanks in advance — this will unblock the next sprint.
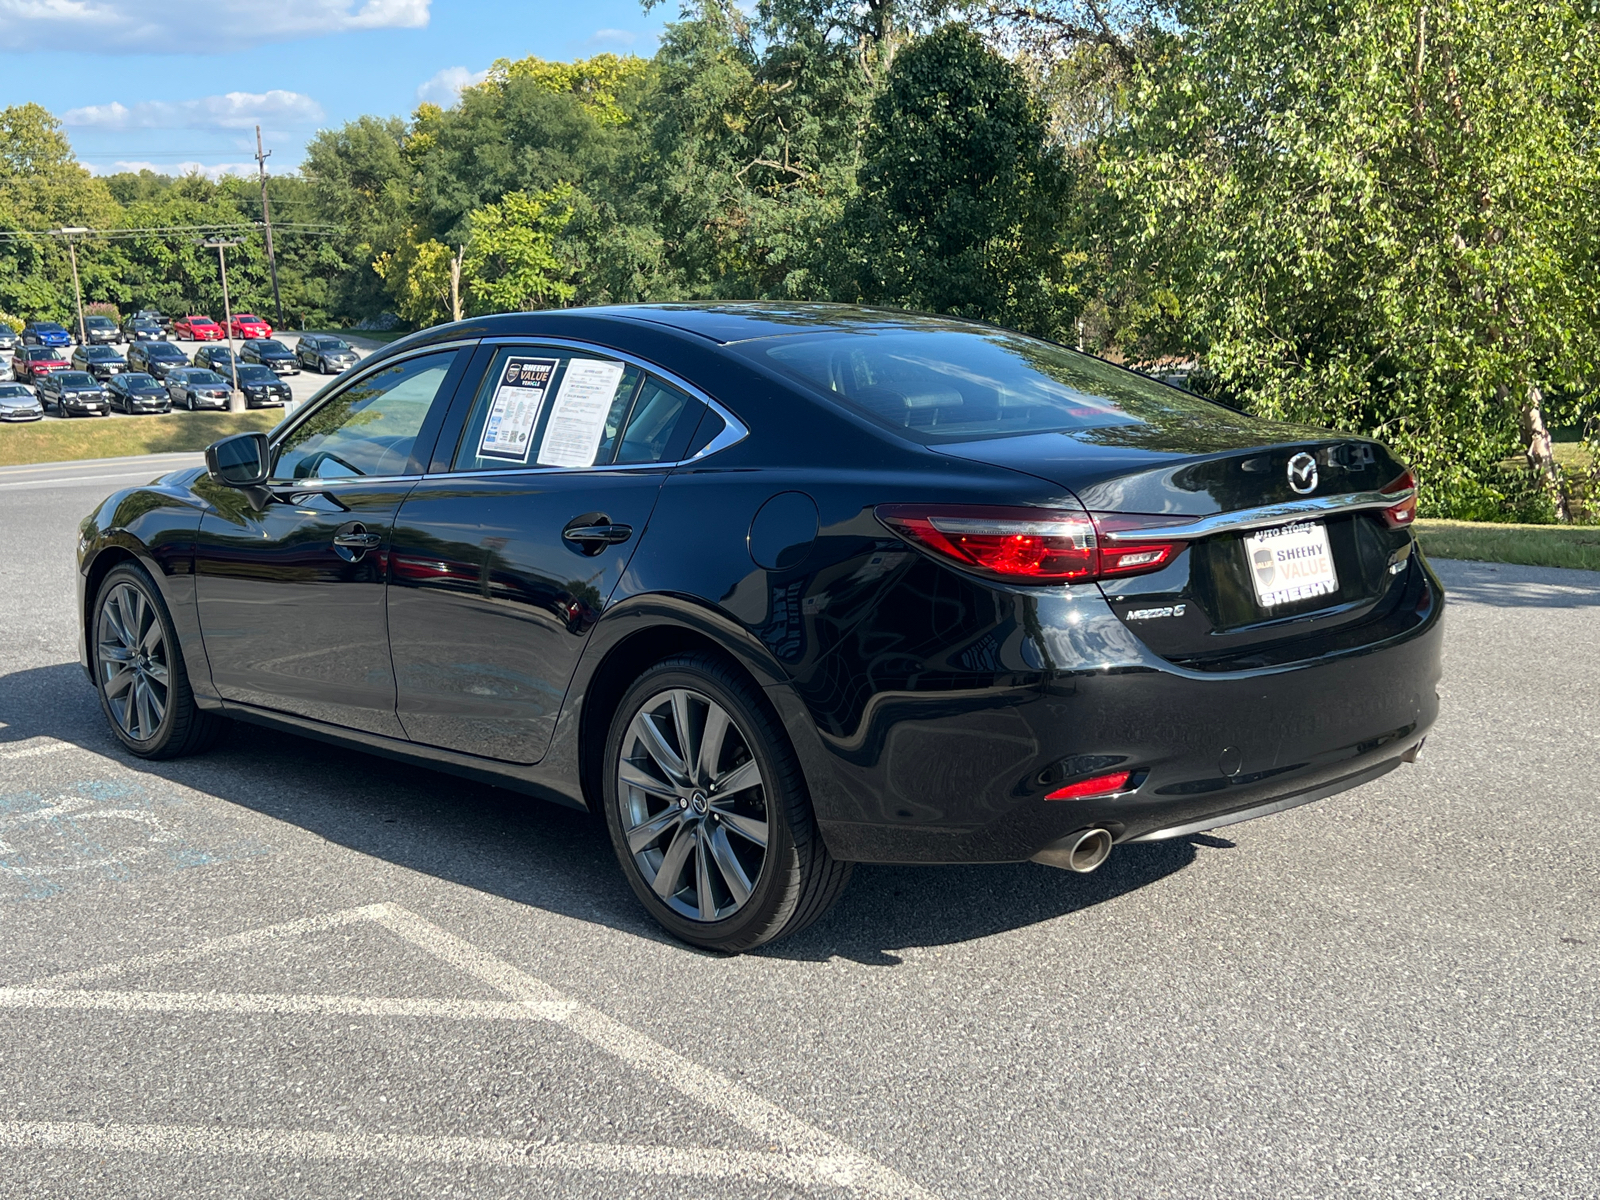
left=0, top=464, right=1596, bottom=1199
left=8, top=332, right=370, bottom=416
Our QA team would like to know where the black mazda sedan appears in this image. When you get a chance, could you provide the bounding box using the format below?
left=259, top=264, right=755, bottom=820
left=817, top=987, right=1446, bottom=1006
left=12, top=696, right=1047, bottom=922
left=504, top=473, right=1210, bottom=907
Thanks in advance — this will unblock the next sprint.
left=75, top=305, right=1442, bottom=950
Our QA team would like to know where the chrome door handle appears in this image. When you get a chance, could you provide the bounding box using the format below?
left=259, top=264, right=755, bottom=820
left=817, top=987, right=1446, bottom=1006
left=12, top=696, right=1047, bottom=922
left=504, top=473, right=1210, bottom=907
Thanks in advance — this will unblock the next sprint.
left=333, top=531, right=382, bottom=549
left=562, top=524, right=633, bottom=545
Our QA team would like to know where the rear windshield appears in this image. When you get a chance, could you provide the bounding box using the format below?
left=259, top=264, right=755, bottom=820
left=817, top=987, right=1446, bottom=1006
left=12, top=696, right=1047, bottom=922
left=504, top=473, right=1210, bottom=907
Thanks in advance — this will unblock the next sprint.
left=83, top=346, right=119, bottom=360
left=23, top=348, right=59, bottom=360
left=148, top=344, right=188, bottom=359
left=745, top=329, right=1219, bottom=444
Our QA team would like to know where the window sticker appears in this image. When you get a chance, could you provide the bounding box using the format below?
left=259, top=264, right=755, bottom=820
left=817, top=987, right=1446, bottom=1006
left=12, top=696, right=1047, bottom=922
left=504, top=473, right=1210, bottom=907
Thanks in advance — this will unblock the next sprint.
left=478, top=356, right=558, bottom=462
left=537, top=358, right=629, bottom=468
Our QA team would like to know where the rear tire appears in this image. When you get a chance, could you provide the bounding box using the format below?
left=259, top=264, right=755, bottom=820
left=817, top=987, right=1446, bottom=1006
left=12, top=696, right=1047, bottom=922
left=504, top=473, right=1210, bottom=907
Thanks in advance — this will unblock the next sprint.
left=91, top=561, right=227, bottom=759
left=602, top=653, right=851, bottom=952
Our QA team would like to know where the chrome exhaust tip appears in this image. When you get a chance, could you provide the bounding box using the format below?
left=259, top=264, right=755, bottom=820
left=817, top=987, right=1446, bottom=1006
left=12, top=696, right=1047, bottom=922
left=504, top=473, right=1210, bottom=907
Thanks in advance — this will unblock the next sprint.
left=1031, top=827, right=1115, bottom=874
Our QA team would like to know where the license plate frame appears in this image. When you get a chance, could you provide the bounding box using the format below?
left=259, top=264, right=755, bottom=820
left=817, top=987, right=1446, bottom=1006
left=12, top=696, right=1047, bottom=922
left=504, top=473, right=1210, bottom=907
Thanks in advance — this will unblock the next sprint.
left=1242, top=521, right=1339, bottom=609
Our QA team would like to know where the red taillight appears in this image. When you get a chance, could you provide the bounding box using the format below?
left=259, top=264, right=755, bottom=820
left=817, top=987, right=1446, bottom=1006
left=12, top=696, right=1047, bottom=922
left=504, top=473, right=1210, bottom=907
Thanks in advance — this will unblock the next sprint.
left=876, top=504, right=1099, bottom=581
left=876, top=504, right=1187, bottom=583
left=1046, top=770, right=1133, bottom=800
left=1381, top=469, right=1418, bottom=529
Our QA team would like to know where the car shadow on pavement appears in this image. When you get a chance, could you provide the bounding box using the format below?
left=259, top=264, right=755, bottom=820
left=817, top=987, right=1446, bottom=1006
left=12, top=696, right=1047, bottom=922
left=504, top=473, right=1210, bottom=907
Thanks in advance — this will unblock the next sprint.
left=2, top=661, right=1198, bottom=963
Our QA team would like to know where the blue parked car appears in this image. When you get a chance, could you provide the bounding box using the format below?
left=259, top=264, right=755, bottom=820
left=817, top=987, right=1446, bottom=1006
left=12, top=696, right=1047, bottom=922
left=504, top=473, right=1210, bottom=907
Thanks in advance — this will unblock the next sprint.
left=23, top=321, right=72, bottom=348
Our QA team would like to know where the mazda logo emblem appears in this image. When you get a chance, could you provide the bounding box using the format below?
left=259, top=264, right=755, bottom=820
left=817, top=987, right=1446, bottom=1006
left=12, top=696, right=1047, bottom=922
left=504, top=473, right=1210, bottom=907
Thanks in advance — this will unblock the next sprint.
left=1287, top=452, right=1318, bottom=495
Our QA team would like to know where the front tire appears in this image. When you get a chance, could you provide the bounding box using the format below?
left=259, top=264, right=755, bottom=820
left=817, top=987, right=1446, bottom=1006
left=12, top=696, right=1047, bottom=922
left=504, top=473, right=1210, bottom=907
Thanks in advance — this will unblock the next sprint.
left=602, top=654, right=850, bottom=952
left=92, top=562, right=226, bottom=759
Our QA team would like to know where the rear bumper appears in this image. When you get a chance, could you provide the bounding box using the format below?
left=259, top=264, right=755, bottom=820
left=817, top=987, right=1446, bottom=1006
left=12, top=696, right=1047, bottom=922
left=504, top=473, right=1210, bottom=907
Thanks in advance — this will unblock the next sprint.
left=810, top=557, right=1443, bottom=864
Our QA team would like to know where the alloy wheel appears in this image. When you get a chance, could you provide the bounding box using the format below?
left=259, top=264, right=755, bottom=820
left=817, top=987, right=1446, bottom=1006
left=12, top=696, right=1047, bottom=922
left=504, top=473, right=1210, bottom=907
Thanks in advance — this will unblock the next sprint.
left=616, top=687, right=770, bottom=922
left=96, top=581, right=170, bottom=742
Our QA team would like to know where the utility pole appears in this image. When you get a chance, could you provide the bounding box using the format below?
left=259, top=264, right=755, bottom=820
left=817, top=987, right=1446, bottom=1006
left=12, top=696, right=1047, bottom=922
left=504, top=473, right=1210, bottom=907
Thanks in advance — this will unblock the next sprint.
left=201, top=237, right=245, bottom=409
left=255, top=125, right=285, bottom=332
left=53, top=228, right=91, bottom=345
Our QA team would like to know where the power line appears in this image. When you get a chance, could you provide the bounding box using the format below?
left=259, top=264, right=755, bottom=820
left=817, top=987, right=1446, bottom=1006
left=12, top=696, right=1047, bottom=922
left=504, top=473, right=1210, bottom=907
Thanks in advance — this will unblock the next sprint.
left=0, top=222, right=341, bottom=242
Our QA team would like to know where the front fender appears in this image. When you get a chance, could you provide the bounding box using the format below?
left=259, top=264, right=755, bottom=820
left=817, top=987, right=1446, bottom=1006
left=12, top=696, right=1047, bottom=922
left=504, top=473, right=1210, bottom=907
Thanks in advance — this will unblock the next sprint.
left=77, top=475, right=211, bottom=699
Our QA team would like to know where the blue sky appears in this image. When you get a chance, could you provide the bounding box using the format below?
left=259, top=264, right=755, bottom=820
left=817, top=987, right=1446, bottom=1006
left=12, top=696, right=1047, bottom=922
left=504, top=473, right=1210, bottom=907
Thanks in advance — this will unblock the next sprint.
left=0, top=0, right=671, bottom=180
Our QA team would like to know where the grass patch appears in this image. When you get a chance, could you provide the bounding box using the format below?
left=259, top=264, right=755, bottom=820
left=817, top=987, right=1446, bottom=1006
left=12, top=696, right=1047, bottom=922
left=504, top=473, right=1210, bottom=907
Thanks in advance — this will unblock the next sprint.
left=0, top=411, right=280, bottom=467
left=1416, top=518, right=1600, bottom=573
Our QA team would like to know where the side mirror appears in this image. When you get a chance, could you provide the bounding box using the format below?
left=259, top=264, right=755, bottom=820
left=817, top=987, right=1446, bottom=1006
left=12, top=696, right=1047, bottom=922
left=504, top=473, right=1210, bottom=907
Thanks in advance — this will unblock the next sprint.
left=205, top=432, right=270, bottom=487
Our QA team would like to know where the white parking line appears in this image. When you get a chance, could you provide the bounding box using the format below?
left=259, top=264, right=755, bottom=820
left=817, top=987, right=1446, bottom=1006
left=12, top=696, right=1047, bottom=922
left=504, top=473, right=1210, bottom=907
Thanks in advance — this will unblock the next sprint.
left=0, top=1120, right=878, bottom=1188
left=0, top=741, right=74, bottom=760
left=0, top=987, right=577, bottom=1022
left=22, top=902, right=937, bottom=1199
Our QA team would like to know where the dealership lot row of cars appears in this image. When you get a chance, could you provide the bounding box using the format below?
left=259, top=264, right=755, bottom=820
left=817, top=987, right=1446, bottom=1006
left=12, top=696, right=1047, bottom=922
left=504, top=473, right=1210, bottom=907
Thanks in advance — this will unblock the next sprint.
left=0, top=315, right=362, bottom=421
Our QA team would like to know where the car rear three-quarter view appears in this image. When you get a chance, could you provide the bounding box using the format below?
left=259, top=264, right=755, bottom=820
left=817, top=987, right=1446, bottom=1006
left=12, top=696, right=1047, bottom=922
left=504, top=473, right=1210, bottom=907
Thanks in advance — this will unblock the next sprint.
left=74, top=304, right=1442, bottom=952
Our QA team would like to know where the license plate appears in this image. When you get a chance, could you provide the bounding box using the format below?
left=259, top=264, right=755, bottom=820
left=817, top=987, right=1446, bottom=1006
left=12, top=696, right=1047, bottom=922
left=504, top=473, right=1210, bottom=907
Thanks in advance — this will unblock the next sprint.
left=1243, top=522, right=1339, bottom=608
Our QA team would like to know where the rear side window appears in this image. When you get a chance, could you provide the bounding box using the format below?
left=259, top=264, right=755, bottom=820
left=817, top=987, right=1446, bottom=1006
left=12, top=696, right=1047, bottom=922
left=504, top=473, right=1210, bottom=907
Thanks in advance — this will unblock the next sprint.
left=747, top=328, right=1224, bottom=444
left=445, top=347, right=701, bottom=473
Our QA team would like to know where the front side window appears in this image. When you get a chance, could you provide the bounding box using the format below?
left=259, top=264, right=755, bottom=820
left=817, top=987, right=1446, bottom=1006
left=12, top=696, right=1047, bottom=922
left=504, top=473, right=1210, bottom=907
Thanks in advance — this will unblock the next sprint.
left=275, top=351, right=461, bottom=481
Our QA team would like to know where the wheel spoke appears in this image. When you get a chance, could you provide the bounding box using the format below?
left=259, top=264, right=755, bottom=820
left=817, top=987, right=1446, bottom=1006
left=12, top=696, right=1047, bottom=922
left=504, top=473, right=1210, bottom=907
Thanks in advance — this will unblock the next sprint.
left=694, top=829, right=715, bottom=920
left=651, top=824, right=696, bottom=900
left=103, top=593, right=134, bottom=649
left=706, top=825, right=752, bottom=906
left=696, top=704, right=730, bottom=788
left=670, top=690, right=697, bottom=778
left=711, top=758, right=761, bottom=798
left=630, top=711, right=688, bottom=785
left=102, top=668, right=134, bottom=699
left=619, top=759, right=678, bottom=801
left=625, top=805, right=683, bottom=855
left=712, top=808, right=768, bottom=848
left=143, top=660, right=169, bottom=685
left=98, top=641, right=133, bottom=664
left=139, top=618, right=163, bottom=654
left=134, top=678, right=157, bottom=739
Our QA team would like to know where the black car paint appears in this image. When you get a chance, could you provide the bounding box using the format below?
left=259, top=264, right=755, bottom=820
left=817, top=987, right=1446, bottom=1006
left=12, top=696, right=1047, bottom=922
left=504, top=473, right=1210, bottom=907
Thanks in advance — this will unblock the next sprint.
left=76, top=306, right=1442, bottom=863
left=127, top=342, right=191, bottom=380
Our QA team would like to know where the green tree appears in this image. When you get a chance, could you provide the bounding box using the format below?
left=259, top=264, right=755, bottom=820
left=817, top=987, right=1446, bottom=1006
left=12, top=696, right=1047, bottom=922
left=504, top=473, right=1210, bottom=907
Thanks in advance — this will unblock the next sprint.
left=838, top=24, right=1080, bottom=338
left=461, top=185, right=578, bottom=312
left=1107, top=0, right=1600, bottom=519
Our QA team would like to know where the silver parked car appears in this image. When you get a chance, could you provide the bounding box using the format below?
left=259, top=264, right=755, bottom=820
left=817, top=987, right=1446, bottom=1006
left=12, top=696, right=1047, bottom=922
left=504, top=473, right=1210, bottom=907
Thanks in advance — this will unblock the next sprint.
left=0, top=381, right=42, bottom=421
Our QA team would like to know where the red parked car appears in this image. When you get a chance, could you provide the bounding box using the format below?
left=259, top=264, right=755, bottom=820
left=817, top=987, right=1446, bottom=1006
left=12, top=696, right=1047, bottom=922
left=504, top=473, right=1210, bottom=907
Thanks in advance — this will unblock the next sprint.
left=175, top=315, right=223, bottom=341
left=228, top=313, right=273, bottom=340
left=13, top=346, right=69, bottom=382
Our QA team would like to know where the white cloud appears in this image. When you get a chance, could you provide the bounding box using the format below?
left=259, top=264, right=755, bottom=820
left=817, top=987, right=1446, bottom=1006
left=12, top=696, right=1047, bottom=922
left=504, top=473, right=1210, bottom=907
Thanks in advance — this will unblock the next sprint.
left=0, top=0, right=429, bottom=53
left=64, top=91, right=324, bottom=133
left=416, top=66, right=490, bottom=106
left=587, top=28, right=636, bottom=46
left=93, top=160, right=258, bottom=182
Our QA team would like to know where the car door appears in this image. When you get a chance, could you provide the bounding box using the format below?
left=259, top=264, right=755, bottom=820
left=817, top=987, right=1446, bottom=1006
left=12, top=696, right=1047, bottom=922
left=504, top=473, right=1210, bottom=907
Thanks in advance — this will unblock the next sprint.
left=385, top=342, right=712, bottom=763
left=192, top=345, right=476, bottom=736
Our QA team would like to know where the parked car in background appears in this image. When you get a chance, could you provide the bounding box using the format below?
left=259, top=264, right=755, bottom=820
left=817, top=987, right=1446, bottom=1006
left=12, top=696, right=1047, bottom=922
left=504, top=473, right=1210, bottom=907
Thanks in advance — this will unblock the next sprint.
left=126, top=341, right=192, bottom=381
left=13, top=346, right=69, bottom=382
left=123, top=315, right=167, bottom=342
left=166, top=368, right=234, bottom=411
left=240, top=339, right=298, bottom=375
left=0, top=381, right=43, bottom=421
left=0, top=324, right=19, bottom=352
left=294, top=334, right=361, bottom=374
left=132, top=309, right=174, bottom=335
left=228, top=313, right=272, bottom=340
left=82, top=315, right=121, bottom=345
left=22, top=321, right=72, bottom=348
left=38, top=370, right=108, bottom=416
left=175, top=315, right=223, bottom=341
left=233, top=363, right=289, bottom=408
left=71, top=344, right=127, bottom=380
left=106, top=372, right=173, bottom=414
left=193, top=345, right=236, bottom=373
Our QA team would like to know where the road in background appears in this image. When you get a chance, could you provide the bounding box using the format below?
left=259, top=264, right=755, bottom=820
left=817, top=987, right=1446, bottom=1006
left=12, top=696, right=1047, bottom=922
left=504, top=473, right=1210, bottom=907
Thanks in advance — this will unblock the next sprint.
left=1, top=473, right=1596, bottom=1199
